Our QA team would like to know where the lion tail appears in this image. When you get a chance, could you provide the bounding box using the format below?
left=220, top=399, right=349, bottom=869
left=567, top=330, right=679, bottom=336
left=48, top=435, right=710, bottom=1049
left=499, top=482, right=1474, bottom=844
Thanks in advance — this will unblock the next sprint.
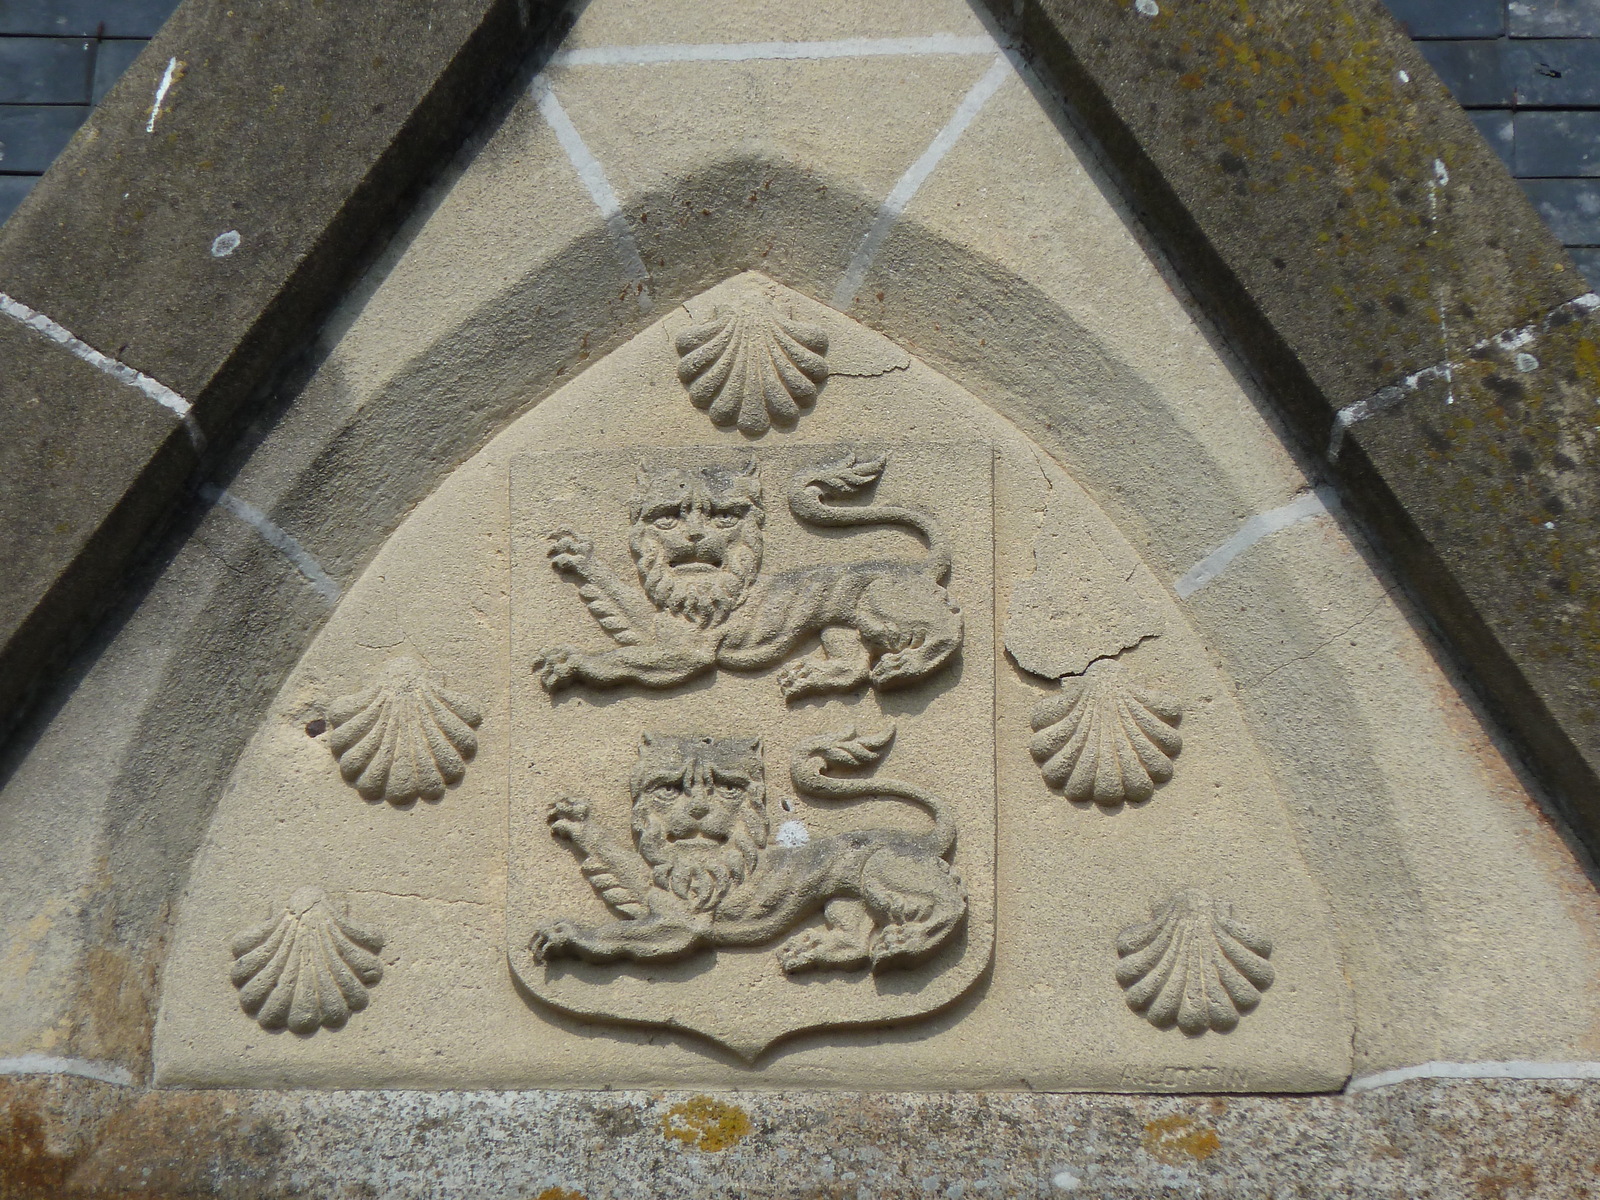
left=789, top=725, right=956, bottom=859
left=787, top=451, right=951, bottom=584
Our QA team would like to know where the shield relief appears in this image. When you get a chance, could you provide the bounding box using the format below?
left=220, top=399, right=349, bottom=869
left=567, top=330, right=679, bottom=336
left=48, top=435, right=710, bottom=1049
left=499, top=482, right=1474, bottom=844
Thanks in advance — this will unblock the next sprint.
left=507, top=439, right=996, bottom=1060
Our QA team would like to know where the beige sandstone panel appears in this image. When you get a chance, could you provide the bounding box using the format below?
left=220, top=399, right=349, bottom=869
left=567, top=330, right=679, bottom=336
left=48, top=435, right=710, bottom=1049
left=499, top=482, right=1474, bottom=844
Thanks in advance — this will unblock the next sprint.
left=154, top=275, right=1351, bottom=1090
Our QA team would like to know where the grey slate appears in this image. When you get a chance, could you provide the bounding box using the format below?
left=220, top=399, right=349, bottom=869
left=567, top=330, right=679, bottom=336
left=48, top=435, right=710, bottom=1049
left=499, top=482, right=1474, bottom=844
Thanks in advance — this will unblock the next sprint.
left=1385, top=0, right=1506, bottom=38
left=0, top=173, right=32, bottom=224
left=0, top=0, right=181, bottom=37
left=1520, top=178, right=1600, bottom=241
left=0, top=104, right=87, bottom=173
left=0, top=36, right=93, bottom=103
left=1509, top=0, right=1600, bottom=35
left=1569, top=246, right=1600, bottom=284
left=1515, top=110, right=1600, bottom=176
left=1469, top=109, right=1516, bottom=168
left=1416, top=39, right=1512, bottom=105
left=92, top=38, right=147, bottom=104
left=1510, top=38, right=1600, bottom=105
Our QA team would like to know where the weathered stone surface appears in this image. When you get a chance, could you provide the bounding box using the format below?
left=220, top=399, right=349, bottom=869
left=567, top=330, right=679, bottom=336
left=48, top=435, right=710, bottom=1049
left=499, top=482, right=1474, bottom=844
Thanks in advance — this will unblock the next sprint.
left=0, top=0, right=556, bottom=742
left=1005, top=0, right=1600, bottom=856
left=2, top=1075, right=1598, bottom=1197
left=0, top=316, right=197, bottom=742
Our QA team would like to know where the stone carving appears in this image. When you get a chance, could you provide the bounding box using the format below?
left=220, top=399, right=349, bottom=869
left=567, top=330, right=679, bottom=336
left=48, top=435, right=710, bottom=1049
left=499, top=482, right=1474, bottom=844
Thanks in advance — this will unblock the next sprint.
left=530, top=725, right=966, bottom=973
left=1028, top=659, right=1182, bottom=804
left=1115, top=890, right=1273, bottom=1035
left=325, top=657, right=484, bottom=804
left=229, top=888, right=385, bottom=1034
left=533, top=450, right=963, bottom=702
left=675, top=299, right=829, bottom=434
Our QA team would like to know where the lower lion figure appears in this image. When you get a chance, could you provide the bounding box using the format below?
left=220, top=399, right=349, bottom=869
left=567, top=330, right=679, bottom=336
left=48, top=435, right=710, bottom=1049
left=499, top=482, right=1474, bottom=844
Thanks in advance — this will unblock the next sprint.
left=529, top=726, right=967, bottom=974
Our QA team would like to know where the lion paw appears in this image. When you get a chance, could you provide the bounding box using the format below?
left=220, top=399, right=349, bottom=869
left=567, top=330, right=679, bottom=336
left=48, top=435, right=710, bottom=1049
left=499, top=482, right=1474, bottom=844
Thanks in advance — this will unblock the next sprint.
left=547, top=796, right=589, bottom=840
left=545, top=528, right=594, bottom=573
left=776, top=931, right=825, bottom=974
left=870, top=922, right=919, bottom=966
left=532, top=645, right=582, bottom=691
left=529, top=920, right=581, bottom=964
left=776, top=660, right=821, bottom=700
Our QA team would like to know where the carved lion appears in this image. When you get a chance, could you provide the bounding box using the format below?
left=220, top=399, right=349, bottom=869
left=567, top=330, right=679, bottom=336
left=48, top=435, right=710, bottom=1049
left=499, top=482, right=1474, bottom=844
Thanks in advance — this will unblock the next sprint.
left=531, top=450, right=963, bottom=701
left=529, top=727, right=967, bottom=974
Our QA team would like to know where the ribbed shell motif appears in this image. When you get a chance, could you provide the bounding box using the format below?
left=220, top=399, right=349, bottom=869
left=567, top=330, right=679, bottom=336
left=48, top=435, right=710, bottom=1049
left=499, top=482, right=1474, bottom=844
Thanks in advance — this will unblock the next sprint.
left=229, top=889, right=385, bottom=1034
left=675, top=301, right=829, bottom=434
left=1028, top=660, right=1182, bottom=804
left=1114, top=890, right=1274, bottom=1035
left=326, top=657, right=483, bottom=804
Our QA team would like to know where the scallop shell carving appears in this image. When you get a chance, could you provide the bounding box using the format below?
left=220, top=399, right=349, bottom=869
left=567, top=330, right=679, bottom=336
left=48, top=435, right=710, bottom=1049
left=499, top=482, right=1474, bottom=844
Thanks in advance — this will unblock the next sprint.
left=326, top=657, right=483, bottom=804
left=1115, top=890, right=1274, bottom=1035
left=1028, top=659, right=1182, bottom=804
left=674, top=299, right=829, bottom=434
left=229, top=888, right=385, bottom=1034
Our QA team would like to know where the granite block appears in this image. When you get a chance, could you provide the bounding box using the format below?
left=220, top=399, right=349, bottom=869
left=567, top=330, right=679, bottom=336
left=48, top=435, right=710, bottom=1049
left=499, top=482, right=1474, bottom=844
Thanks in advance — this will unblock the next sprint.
left=0, top=36, right=92, bottom=103
left=0, top=0, right=181, bottom=37
left=1416, top=38, right=1512, bottom=105
left=1509, top=0, right=1600, bottom=36
left=1516, top=109, right=1600, bottom=176
left=1510, top=38, right=1600, bottom=105
left=0, top=104, right=87, bottom=173
left=1384, top=0, right=1506, bottom=38
left=1521, top=177, right=1600, bottom=241
left=91, top=38, right=146, bottom=104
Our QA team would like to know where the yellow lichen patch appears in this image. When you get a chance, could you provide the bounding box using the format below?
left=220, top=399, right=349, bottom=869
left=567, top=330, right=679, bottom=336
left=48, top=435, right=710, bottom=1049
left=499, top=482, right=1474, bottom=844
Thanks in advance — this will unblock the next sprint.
left=661, top=1096, right=752, bottom=1153
left=1142, top=1114, right=1222, bottom=1164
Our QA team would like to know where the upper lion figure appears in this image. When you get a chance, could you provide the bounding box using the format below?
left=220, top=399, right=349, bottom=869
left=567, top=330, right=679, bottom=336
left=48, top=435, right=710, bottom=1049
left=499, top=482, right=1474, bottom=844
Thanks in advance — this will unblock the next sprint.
left=532, top=450, right=963, bottom=702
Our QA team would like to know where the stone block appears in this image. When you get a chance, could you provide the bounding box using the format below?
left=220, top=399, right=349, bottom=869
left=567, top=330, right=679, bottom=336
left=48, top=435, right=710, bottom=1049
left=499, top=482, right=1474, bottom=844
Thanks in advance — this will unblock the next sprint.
left=1510, top=37, right=1600, bottom=105
left=0, top=173, right=33, bottom=224
left=1509, top=0, right=1600, bottom=36
left=0, top=36, right=93, bottom=103
left=0, top=0, right=181, bottom=37
left=0, top=316, right=198, bottom=729
left=1384, top=0, right=1506, bottom=38
left=0, top=104, right=87, bottom=173
left=1468, top=108, right=1515, bottom=168
left=91, top=37, right=146, bottom=103
left=1520, top=177, right=1600, bottom=241
left=1415, top=39, right=1512, bottom=106
left=1515, top=109, right=1600, bottom=176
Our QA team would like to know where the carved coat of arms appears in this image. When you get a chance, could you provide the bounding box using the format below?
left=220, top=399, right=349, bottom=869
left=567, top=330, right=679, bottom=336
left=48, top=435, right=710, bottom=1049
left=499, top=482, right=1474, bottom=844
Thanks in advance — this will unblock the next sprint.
left=507, top=403, right=995, bottom=1059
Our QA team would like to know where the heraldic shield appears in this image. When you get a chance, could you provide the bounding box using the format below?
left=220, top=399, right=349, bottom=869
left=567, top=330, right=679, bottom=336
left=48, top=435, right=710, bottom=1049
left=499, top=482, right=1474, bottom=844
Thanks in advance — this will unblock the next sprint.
left=508, top=442, right=996, bottom=1060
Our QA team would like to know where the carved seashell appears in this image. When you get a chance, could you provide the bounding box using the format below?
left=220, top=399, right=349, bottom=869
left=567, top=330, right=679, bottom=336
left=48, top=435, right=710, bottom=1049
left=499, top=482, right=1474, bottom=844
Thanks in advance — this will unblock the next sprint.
left=1115, top=890, right=1274, bottom=1035
left=229, top=888, right=385, bottom=1034
left=326, top=657, right=483, bottom=804
left=675, top=300, right=829, bottom=435
left=1028, top=659, right=1182, bottom=804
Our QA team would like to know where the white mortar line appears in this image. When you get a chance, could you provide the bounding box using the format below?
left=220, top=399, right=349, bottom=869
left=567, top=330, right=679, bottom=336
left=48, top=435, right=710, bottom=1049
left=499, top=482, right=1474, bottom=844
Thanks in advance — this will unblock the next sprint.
left=1347, top=1060, right=1600, bottom=1093
left=146, top=56, right=179, bottom=133
left=200, top=484, right=341, bottom=603
left=0, top=1054, right=136, bottom=1087
left=532, top=77, right=653, bottom=312
left=1329, top=291, right=1600, bottom=458
left=1174, top=487, right=1337, bottom=599
left=551, top=35, right=997, bottom=66
left=832, top=53, right=1015, bottom=310
left=0, top=291, right=202, bottom=447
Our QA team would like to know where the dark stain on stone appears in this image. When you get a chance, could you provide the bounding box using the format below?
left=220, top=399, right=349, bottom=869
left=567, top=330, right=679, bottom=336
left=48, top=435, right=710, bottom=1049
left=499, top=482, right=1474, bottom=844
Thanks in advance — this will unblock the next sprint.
left=1510, top=447, right=1536, bottom=473
left=1218, top=150, right=1248, bottom=176
left=305, top=718, right=328, bottom=737
left=1384, top=295, right=1407, bottom=316
left=1553, top=452, right=1577, bottom=472
left=0, top=1108, right=76, bottom=1198
left=1483, top=373, right=1524, bottom=403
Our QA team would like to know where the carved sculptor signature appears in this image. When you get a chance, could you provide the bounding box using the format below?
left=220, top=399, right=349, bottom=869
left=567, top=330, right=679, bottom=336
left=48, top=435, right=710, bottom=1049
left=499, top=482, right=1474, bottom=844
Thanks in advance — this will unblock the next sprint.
left=529, top=726, right=967, bottom=973
left=531, top=451, right=963, bottom=702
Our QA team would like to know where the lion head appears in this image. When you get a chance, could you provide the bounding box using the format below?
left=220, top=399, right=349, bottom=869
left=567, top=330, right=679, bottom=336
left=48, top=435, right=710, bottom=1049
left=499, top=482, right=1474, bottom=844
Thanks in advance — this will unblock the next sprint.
left=630, top=733, right=768, bottom=914
left=629, top=460, right=764, bottom=629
